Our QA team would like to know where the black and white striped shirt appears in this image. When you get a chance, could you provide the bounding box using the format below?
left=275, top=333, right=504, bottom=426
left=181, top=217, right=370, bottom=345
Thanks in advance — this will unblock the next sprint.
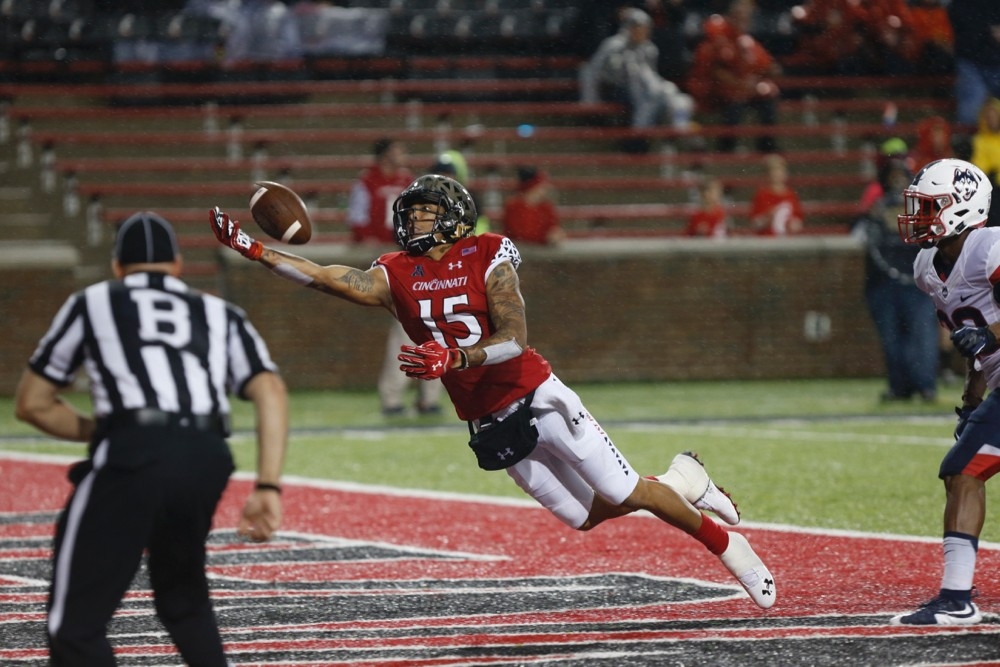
left=28, top=272, right=277, bottom=418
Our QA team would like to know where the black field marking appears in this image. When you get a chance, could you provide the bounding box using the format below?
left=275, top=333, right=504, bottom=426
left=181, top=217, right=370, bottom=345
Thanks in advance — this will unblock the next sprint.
left=3, top=454, right=1000, bottom=666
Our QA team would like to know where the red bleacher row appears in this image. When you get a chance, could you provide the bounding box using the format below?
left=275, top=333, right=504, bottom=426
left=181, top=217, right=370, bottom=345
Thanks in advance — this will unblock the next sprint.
left=0, top=55, right=584, bottom=82
left=50, top=148, right=884, bottom=176
left=77, top=173, right=870, bottom=199
left=102, top=200, right=860, bottom=240
left=5, top=71, right=953, bottom=243
left=8, top=98, right=951, bottom=125
left=0, top=73, right=955, bottom=101
left=29, top=121, right=928, bottom=149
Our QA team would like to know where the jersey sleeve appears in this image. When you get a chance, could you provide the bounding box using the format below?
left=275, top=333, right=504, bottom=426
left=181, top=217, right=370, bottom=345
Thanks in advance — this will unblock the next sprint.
left=485, top=235, right=522, bottom=281
left=226, top=304, right=279, bottom=398
left=27, top=293, right=86, bottom=387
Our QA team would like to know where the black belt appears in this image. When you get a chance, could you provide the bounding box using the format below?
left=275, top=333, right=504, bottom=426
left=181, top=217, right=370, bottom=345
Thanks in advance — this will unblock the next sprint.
left=98, top=409, right=230, bottom=436
left=469, top=392, right=534, bottom=433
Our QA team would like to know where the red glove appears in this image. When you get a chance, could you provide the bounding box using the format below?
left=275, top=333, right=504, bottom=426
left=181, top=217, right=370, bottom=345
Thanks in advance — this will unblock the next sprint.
left=398, top=341, right=466, bottom=379
left=210, top=206, right=263, bottom=261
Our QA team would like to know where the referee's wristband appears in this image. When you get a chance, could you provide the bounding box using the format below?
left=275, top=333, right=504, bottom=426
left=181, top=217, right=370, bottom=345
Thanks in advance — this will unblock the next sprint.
left=255, top=482, right=282, bottom=494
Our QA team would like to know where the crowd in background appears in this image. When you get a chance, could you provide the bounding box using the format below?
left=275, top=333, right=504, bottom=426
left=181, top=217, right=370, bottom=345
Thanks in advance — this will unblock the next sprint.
left=7, top=0, right=998, bottom=238
left=5, top=1, right=1000, bottom=406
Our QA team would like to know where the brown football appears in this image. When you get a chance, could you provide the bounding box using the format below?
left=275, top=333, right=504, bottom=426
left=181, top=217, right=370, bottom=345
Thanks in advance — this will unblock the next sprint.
left=249, top=181, right=312, bottom=244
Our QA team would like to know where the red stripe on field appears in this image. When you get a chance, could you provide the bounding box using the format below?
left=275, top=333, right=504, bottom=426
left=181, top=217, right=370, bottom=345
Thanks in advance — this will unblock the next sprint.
left=8, top=454, right=1000, bottom=618
left=5, top=453, right=1000, bottom=666
left=209, top=481, right=1000, bottom=620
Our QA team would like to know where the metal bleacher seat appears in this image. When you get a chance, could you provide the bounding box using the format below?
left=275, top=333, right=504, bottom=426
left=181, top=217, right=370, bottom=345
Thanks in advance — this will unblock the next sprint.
left=1, top=0, right=103, bottom=61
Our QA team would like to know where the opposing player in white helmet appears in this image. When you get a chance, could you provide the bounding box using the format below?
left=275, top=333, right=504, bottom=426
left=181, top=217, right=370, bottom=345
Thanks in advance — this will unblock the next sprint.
left=892, top=158, right=995, bottom=625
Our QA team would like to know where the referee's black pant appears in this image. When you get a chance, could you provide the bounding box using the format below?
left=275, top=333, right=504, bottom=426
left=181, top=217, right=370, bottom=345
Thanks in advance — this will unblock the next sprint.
left=47, top=423, right=234, bottom=666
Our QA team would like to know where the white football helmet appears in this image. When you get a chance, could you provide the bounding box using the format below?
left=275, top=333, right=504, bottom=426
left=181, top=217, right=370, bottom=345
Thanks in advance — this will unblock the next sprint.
left=898, top=158, right=992, bottom=246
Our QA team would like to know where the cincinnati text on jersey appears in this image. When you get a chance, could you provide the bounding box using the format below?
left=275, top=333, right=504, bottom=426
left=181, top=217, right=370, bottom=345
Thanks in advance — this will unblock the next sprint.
left=411, top=276, right=469, bottom=291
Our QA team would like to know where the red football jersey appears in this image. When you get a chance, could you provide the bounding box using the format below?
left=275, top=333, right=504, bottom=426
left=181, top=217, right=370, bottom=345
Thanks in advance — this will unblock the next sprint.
left=750, top=187, right=804, bottom=236
left=375, top=233, right=552, bottom=420
left=351, top=166, right=413, bottom=244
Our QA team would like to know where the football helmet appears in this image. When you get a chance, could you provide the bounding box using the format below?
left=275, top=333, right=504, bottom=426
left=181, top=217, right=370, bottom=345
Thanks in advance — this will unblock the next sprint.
left=392, top=174, right=477, bottom=255
left=898, top=158, right=992, bottom=246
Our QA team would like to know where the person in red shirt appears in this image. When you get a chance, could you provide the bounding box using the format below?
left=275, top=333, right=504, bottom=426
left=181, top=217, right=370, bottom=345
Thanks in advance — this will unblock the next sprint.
left=210, top=174, right=777, bottom=611
left=501, top=167, right=565, bottom=245
left=750, top=154, right=804, bottom=235
left=686, top=0, right=781, bottom=153
left=685, top=177, right=730, bottom=238
left=346, top=137, right=412, bottom=245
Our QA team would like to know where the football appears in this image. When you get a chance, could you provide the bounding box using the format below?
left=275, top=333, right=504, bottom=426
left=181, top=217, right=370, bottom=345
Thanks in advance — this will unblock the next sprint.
left=249, top=181, right=312, bottom=245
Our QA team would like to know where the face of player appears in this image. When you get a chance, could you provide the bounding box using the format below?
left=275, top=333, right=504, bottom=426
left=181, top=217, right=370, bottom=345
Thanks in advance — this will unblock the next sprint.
left=407, top=202, right=443, bottom=238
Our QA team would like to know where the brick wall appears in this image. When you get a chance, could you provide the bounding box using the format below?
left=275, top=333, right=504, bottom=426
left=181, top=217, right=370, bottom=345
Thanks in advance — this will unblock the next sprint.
left=3, top=244, right=81, bottom=393
left=4, top=237, right=884, bottom=396
left=218, top=236, right=883, bottom=389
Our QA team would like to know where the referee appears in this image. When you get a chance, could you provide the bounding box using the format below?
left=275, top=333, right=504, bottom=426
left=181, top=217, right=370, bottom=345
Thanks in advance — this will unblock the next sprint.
left=15, top=211, right=289, bottom=666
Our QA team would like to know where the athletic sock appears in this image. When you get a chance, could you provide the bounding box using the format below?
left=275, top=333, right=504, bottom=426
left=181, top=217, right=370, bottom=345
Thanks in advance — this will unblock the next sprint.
left=941, top=531, right=978, bottom=596
left=692, top=513, right=729, bottom=555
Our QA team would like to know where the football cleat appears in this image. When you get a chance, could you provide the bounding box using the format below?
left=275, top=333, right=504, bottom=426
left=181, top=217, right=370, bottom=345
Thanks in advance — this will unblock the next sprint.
left=656, top=451, right=741, bottom=525
left=719, top=532, right=776, bottom=609
left=890, top=595, right=982, bottom=626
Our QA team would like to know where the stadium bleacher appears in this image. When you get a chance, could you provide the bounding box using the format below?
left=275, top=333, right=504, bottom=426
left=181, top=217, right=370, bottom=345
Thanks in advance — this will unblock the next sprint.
left=0, top=1, right=958, bottom=295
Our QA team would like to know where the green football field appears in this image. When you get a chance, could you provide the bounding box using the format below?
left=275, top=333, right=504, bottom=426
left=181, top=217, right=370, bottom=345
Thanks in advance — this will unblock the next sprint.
left=1, top=377, right=987, bottom=542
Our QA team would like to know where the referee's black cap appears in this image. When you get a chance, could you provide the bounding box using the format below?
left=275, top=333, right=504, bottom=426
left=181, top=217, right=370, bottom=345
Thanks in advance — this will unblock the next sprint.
left=114, top=211, right=179, bottom=265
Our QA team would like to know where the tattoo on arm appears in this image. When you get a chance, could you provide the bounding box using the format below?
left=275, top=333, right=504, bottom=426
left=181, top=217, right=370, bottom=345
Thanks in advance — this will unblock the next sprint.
left=489, top=263, right=525, bottom=335
left=336, top=268, right=374, bottom=294
left=463, top=262, right=527, bottom=370
left=259, top=243, right=389, bottom=307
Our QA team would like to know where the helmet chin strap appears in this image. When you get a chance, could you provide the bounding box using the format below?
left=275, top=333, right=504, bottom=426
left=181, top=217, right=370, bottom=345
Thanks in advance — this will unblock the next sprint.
left=406, top=231, right=444, bottom=255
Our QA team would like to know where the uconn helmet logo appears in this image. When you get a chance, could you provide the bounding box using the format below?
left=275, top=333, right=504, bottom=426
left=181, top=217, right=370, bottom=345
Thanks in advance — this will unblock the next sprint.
left=953, top=167, right=981, bottom=203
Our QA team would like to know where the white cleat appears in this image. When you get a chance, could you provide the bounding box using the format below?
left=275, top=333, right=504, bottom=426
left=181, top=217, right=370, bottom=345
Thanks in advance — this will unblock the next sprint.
left=720, top=532, right=776, bottom=609
left=656, top=451, right=741, bottom=525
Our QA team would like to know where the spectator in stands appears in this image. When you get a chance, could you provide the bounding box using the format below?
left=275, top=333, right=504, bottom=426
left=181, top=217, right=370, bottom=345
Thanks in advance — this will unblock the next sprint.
left=347, top=137, right=411, bottom=245
left=750, top=154, right=803, bottom=236
left=685, top=177, right=730, bottom=239
left=948, top=0, right=1000, bottom=128
left=785, top=0, right=922, bottom=75
left=858, top=137, right=911, bottom=216
left=575, top=1, right=690, bottom=82
left=348, top=137, right=441, bottom=417
left=861, top=0, right=917, bottom=75
left=971, top=97, right=1000, bottom=227
left=912, top=115, right=953, bottom=171
left=686, top=0, right=781, bottom=153
left=851, top=158, right=938, bottom=402
left=580, top=7, right=694, bottom=137
left=502, top=167, right=565, bottom=246
left=187, top=0, right=302, bottom=64
left=907, top=0, right=954, bottom=76
left=783, top=0, right=868, bottom=75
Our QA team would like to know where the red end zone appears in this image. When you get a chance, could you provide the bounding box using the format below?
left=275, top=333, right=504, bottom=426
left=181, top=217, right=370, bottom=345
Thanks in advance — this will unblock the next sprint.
left=3, top=453, right=1000, bottom=666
